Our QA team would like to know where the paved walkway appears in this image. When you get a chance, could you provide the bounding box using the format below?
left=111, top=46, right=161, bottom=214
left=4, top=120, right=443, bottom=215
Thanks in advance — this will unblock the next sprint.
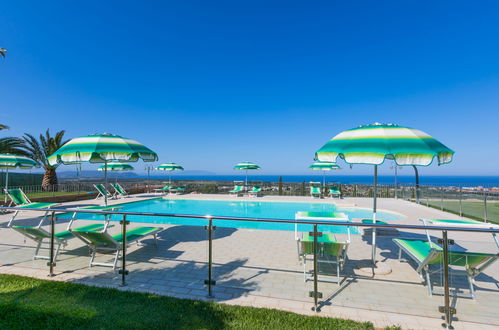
left=0, top=194, right=497, bottom=329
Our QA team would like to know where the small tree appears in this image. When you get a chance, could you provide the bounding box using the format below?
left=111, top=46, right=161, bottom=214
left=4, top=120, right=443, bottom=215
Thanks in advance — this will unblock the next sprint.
left=22, top=130, right=68, bottom=191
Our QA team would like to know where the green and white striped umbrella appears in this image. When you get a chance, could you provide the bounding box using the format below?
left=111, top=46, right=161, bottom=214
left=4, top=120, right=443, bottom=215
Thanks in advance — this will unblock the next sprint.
left=48, top=134, right=157, bottom=165
left=98, top=162, right=134, bottom=171
left=234, top=162, right=261, bottom=186
left=315, top=123, right=454, bottom=166
left=0, top=154, right=40, bottom=203
left=315, top=123, right=454, bottom=272
left=309, top=161, right=340, bottom=186
left=156, top=163, right=184, bottom=171
left=156, top=163, right=184, bottom=184
left=48, top=134, right=158, bottom=205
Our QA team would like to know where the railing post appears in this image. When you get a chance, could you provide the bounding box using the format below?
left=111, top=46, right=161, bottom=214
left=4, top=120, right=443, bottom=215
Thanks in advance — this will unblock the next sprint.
left=205, top=217, right=216, bottom=297
left=119, top=214, right=129, bottom=287
left=484, top=191, right=488, bottom=223
left=459, top=187, right=463, bottom=217
left=310, top=223, right=322, bottom=312
left=48, top=211, right=56, bottom=277
left=439, top=230, right=455, bottom=329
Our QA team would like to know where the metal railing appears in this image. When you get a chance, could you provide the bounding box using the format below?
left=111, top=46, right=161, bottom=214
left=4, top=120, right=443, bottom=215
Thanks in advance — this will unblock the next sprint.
left=1, top=205, right=498, bottom=328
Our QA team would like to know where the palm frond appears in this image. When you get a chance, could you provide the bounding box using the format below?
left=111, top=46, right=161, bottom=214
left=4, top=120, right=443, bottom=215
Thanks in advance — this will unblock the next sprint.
left=0, top=137, right=29, bottom=156
left=22, top=129, right=67, bottom=170
left=0, top=124, right=9, bottom=130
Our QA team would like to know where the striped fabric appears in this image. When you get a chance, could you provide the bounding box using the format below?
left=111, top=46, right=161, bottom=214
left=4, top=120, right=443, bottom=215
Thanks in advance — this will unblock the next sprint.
left=98, top=162, right=134, bottom=171
left=47, top=134, right=158, bottom=166
left=156, top=163, right=184, bottom=171
left=309, top=161, right=340, bottom=170
left=233, top=162, right=261, bottom=170
left=315, top=123, right=454, bottom=166
left=0, top=154, right=39, bottom=169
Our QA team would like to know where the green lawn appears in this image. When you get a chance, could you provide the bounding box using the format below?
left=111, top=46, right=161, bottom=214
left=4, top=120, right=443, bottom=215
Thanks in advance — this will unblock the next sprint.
left=0, top=191, right=93, bottom=200
left=425, top=200, right=499, bottom=224
left=0, top=274, right=377, bottom=329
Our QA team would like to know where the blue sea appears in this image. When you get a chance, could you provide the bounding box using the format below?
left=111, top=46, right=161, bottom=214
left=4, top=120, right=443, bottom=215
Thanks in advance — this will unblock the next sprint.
left=155, top=175, right=499, bottom=187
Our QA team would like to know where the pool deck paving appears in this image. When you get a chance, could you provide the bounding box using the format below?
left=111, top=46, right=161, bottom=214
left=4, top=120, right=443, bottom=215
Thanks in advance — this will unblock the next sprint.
left=0, top=193, right=498, bottom=329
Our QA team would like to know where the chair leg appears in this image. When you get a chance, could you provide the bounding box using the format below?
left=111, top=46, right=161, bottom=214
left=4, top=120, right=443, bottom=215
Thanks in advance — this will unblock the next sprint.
left=54, top=242, right=62, bottom=261
left=89, top=247, right=97, bottom=267
left=468, top=275, right=475, bottom=299
left=33, top=240, right=42, bottom=260
left=113, top=249, right=121, bottom=270
left=303, top=257, right=307, bottom=282
left=425, top=267, right=433, bottom=296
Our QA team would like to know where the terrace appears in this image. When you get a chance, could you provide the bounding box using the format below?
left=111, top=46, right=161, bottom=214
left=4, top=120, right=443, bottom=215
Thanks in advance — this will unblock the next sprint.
left=1, top=191, right=498, bottom=329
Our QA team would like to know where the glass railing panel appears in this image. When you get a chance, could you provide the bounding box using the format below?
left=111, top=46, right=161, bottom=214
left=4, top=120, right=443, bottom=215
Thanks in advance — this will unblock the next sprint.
left=444, top=231, right=499, bottom=326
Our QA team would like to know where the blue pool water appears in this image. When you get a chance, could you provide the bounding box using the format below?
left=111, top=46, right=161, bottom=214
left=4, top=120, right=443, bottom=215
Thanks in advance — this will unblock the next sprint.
left=62, top=198, right=404, bottom=235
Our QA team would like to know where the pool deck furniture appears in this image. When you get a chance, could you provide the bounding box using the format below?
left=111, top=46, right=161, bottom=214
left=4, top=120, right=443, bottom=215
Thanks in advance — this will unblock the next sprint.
left=229, top=185, right=245, bottom=196
left=419, top=218, right=499, bottom=249
left=94, top=184, right=114, bottom=200
left=298, top=232, right=349, bottom=285
left=393, top=238, right=499, bottom=299
left=70, top=215, right=163, bottom=269
left=309, top=183, right=321, bottom=198
left=248, top=185, right=262, bottom=197
left=154, top=185, right=173, bottom=195
left=6, top=204, right=109, bottom=261
left=170, top=185, right=186, bottom=195
left=294, top=211, right=350, bottom=241
left=112, top=183, right=129, bottom=198
left=328, top=185, right=341, bottom=198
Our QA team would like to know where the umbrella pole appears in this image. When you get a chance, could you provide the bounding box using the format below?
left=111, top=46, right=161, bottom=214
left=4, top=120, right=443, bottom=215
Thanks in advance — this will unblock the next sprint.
left=372, top=165, right=378, bottom=273
left=104, top=160, right=108, bottom=206
left=245, top=170, right=248, bottom=187
left=4, top=168, right=8, bottom=204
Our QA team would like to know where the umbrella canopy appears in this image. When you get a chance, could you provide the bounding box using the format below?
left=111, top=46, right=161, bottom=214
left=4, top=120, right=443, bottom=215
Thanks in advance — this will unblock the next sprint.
left=98, top=162, right=134, bottom=171
left=156, top=162, right=184, bottom=184
left=315, top=123, right=453, bottom=166
left=309, top=161, right=340, bottom=186
left=156, top=163, right=184, bottom=171
left=48, top=134, right=157, bottom=205
left=0, top=154, right=40, bottom=203
left=315, top=123, right=454, bottom=271
left=233, top=162, right=261, bottom=186
left=48, top=134, right=157, bottom=165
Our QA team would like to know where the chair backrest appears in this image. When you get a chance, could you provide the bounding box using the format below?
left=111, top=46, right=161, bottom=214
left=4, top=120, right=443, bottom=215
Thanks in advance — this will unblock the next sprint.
left=310, top=186, right=321, bottom=194
left=329, top=186, right=340, bottom=192
left=113, top=183, right=126, bottom=195
left=233, top=185, right=243, bottom=191
left=300, top=233, right=347, bottom=257
left=250, top=185, right=261, bottom=192
left=94, top=184, right=111, bottom=196
left=7, top=188, right=31, bottom=205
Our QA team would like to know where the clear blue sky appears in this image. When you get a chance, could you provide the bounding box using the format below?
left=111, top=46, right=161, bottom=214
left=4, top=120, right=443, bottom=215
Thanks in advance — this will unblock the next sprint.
left=1, top=1, right=499, bottom=176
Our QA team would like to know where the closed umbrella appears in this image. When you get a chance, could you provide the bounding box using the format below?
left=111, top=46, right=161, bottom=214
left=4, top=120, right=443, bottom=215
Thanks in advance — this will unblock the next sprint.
left=48, top=134, right=157, bottom=205
left=315, top=123, right=454, bottom=271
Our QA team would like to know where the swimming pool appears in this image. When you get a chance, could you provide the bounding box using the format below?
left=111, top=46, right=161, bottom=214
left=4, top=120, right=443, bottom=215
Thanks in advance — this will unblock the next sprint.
left=62, top=198, right=404, bottom=235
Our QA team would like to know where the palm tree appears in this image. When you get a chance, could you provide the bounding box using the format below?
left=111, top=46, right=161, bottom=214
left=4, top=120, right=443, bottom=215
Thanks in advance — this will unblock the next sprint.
left=22, top=130, right=68, bottom=191
left=0, top=137, right=28, bottom=155
left=0, top=48, right=7, bottom=58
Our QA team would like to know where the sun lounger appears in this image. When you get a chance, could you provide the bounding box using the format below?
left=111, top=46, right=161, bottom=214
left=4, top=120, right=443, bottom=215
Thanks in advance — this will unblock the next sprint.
left=5, top=188, right=58, bottom=209
left=71, top=220, right=163, bottom=269
left=298, top=232, right=349, bottom=284
left=229, top=185, right=244, bottom=196
left=170, top=185, right=186, bottom=195
left=248, top=185, right=262, bottom=197
left=393, top=238, right=499, bottom=299
left=112, top=183, right=129, bottom=198
left=94, top=184, right=113, bottom=200
left=154, top=185, right=172, bottom=195
left=328, top=185, right=341, bottom=198
left=309, top=185, right=321, bottom=198
left=6, top=204, right=109, bottom=261
left=420, top=218, right=499, bottom=249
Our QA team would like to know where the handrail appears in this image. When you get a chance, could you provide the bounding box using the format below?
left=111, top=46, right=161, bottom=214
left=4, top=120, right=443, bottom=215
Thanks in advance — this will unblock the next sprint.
left=1, top=206, right=498, bottom=234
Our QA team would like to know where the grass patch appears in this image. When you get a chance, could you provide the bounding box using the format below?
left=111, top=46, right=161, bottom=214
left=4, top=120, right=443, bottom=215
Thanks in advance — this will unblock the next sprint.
left=0, top=274, right=374, bottom=329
